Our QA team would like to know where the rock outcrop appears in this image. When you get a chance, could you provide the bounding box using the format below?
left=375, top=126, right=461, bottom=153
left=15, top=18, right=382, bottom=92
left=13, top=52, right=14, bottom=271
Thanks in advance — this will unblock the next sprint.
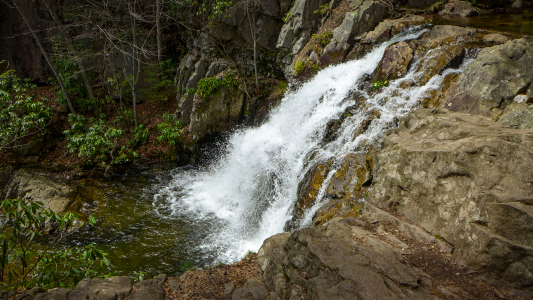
left=371, top=108, right=533, bottom=297
left=4, top=169, right=74, bottom=213
left=258, top=218, right=437, bottom=299
left=189, top=83, right=246, bottom=140
left=320, top=0, right=387, bottom=64
left=444, top=38, right=533, bottom=117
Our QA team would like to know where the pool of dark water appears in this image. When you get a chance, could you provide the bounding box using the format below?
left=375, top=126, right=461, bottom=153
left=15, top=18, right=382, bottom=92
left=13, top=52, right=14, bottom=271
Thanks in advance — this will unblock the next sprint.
left=59, top=164, right=215, bottom=278
left=429, top=8, right=533, bottom=35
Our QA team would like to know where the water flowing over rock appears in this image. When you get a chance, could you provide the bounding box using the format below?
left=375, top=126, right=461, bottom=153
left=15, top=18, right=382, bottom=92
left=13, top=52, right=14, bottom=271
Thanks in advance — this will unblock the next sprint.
left=155, top=29, right=437, bottom=264
left=371, top=108, right=533, bottom=297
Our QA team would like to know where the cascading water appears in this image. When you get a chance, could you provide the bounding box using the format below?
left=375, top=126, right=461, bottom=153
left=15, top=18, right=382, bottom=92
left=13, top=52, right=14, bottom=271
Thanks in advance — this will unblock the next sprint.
left=153, top=26, right=471, bottom=266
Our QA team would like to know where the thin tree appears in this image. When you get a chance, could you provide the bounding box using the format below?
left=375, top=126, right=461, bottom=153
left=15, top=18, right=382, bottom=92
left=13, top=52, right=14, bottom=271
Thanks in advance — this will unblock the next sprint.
left=156, top=0, right=162, bottom=63
left=41, top=0, right=96, bottom=105
left=11, top=0, right=76, bottom=114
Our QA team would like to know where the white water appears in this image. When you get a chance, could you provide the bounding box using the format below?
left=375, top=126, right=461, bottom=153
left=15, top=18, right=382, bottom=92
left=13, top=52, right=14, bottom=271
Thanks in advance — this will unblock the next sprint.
left=154, top=27, right=470, bottom=265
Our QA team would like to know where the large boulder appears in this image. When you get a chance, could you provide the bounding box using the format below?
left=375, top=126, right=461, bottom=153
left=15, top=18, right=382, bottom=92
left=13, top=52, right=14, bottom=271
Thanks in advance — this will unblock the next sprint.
left=320, top=0, right=387, bottom=64
left=371, top=108, right=533, bottom=297
left=4, top=169, right=74, bottom=213
left=257, top=218, right=437, bottom=299
left=444, top=38, right=533, bottom=117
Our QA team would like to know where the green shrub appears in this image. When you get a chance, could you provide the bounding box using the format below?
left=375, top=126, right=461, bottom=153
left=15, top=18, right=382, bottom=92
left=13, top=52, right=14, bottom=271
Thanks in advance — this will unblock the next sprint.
left=157, top=114, right=184, bottom=146
left=0, top=69, right=52, bottom=151
left=312, top=31, right=333, bottom=47
left=0, top=198, right=109, bottom=289
left=196, top=73, right=238, bottom=98
left=371, top=79, right=389, bottom=90
left=283, top=12, right=293, bottom=23
left=64, top=114, right=135, bottom=166
left=128, top=124, right=150, bottom=148
left=197, top=77, right=222, bottom=98
left=313, top=3, right=330, bottom=15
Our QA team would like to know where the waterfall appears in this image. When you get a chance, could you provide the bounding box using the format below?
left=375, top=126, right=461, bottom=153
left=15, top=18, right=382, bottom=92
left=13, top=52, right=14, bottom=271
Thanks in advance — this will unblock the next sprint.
left=153, top=27, right=470, bottom=266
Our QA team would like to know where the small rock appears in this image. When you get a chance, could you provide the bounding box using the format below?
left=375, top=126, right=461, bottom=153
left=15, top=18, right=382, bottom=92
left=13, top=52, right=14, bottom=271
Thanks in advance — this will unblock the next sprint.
left=167, top=279, right=181, bottom=292
left=482, top=33, right=509, bottom=45
left=154, top=274, right=167, bottom=286
left=224, top=282, right=235, bottom=297
left=28, top=287, right=44, bottom=296
left=33, top=288, right=72, bottom=300
left=232, top=279, right=268, bottom=300
left=439, top=0, right=480, bottom=16
left=14, top=294, right=31, bottom=300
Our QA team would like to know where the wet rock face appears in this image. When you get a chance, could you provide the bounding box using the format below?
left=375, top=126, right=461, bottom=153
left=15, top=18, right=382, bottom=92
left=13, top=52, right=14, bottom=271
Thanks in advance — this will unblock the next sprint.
left=374, top=41, right=414, bottom=80
left=444, top=38, right=533, bottom=117
left=371, top=108, right=533, bottom=297
left=188, top=83, right=246, bottom=141
left=4, top=169, right=74, bottom=213
left=258, top=218, right=436, bottom=300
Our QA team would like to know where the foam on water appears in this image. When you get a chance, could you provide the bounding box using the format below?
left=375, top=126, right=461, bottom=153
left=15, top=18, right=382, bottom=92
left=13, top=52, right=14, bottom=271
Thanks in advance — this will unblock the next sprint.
left=153, top=27, right=470, bottom=265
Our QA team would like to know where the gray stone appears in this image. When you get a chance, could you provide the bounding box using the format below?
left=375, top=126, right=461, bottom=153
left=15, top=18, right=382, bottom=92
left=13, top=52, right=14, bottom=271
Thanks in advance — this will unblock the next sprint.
left=482, top=33, right=510, bottom=45
left=439, top=0, right=480, bottom=16
left=224, top=282, right=235, bottom=297
left=4, top=169, right=74, bottom=213
left=33, top=288, right=72, bottom=300
left=444, top=38, right=533, bottom=116
left=189, top=76, right=246, bottom=140
left=232, top=279, right=268, bottom=300
left=321, top=0, right=387, bottom=63
left=371, top=108, right=533, bottom=297
left=68, top=276, right=132, bottom=300
left=258, top=218, right=436, bottom=299
left=276, top=0, right=329, bottom=55
left=167, top=279, right=181, bottom=292
left=498, top=103, right=533, bottom=129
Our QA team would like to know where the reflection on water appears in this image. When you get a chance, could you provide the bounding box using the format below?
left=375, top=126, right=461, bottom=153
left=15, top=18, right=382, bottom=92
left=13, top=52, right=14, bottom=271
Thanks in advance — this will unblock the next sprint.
left=430, top=8, right=533, bottom=35
left=59, top=164, right=212, bottom=278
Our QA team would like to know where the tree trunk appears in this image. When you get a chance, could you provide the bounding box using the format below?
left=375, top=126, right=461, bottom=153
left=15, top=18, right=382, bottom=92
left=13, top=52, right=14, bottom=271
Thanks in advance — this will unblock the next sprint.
left=12, top=0, right=76, bottom=114
left=41, top=0, right=96, bottom=104
left=156, top=0, right=162, bottom=63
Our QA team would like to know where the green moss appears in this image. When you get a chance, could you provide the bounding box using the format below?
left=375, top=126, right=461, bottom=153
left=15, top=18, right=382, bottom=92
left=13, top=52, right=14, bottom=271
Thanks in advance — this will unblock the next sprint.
left=295, top=60, right=306, bottom=76
left=196, top=72, right=238, bottom=98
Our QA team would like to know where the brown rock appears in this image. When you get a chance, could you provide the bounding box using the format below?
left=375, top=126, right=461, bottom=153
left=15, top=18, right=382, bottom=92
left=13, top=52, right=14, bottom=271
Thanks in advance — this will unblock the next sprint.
left=443, top=38, right=533, bottom=116
left=258, top=218, right=437, bottom=299
left=375, top=41, right=414, bottom=80
left=4, top=169, right=74, bottom=213
left=439, top=0, right=480, bottom=16
left=371, top=108, right=533, bottom=297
